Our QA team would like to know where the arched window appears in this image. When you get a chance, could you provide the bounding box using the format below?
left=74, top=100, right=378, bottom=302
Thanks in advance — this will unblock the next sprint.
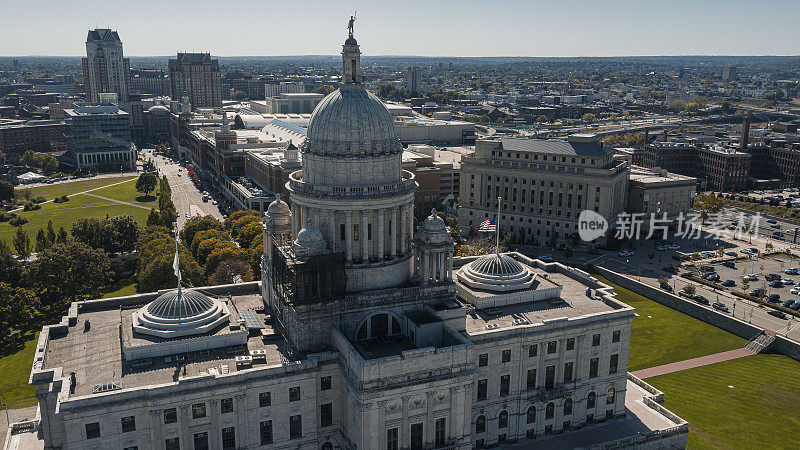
left=587, top=391, right=596, bottom=409
left=498, top=410, right=508, bottom=429
left=322, top=444, right=333, bottom=450
left=356, top=313, right=401, bottom=341
left=563, top=398, right=573, bottom=416
left=545, top=402, right=555, bottom=420
left=607, top=387, right=616, bottom=405
left=475, top=415, right=486, bottom=434
left=526, top=406, right=536, bottom=424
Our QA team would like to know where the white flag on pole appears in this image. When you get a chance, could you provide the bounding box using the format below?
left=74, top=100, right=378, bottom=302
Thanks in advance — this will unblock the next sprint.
left=173, top=249, right=181, bottom=286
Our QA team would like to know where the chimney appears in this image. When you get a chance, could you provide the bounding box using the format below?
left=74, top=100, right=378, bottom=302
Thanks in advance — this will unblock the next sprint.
left=662, top=129, right=668, bottom=142
left=740, top=115, right=751, bottom=149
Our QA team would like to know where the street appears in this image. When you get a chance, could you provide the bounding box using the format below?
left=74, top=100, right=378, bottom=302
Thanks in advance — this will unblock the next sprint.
left=142, top=150, right=224, bottom=230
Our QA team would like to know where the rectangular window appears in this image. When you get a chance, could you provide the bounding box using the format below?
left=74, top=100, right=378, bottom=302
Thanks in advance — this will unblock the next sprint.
left=477, top=379, right=487, bottom=400
left=545, top=365, right=555, bottom=390
left=368, top=223, right=372, bottom=240
left=340, top=224, right=345, bottom=240
left=386, top=427, right=399, bottom=450
left=590, top=358, right=599, bottom=378
left=221, top=427, right=236, bottom=450
left=259, top=391, right=271, bottom=407
left=478, top=353, right=488, bottom=367
left=321, top=403, right=333, bottom=427
left=435, top=417, right=447, bottom=446
left=592, top=334, right=601, bottom=346
left=564, top=362, right=573, bottom=382
left=321, top=376, right=332, bottom=391
left=290, top=415, right=302, bottom=439
left=526, top=369, right=536, bottom=390
left=121, top=416, right=136, bottom=433
left=502, top=349, right=511, bottom=363
left=85, top=422, right=100, bottom=439
left=192, top=403, right=206, bottom=419
left=410, top=422, right=424, bottom=450
left=353, top=224, right=359, bottom=240
left=529, top=345, right=538, bottom=357
left=260, top=421, right=273, bottom=445
left=612, top=330, right=621, bottom=343
left=164, top=408, right=177, bottom=424
left=221, top=397, right=233, bottom=414
left=610, top=354, right=619, bottom=374
left=289, top=386, right=301, bottom=402
left=500, top=375, right=510, bottom=396
left=165, top=438, right=180, bottom=450
left=193, top=432, right=209, bottom=450
left=566, top=338, right=575, bottom=351
left=547, top=341, right=557, bottom=354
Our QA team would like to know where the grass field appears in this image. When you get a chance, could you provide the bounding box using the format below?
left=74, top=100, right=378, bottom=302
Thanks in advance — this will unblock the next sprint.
left=15, top=176, right=136, bottom=201
left=594, top=275, right=746, bottom=371
left=648, top=354, right=800, bottom=449
left=1, top=177, right=158, bottom=245
left=0, top=331, right=39, bottom=409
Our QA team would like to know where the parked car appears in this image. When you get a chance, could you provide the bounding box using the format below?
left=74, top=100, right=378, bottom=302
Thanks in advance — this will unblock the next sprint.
left=722, top=279, right=736, bottom=287
left=767, top=219, right=778, bottom=224
left=722, top=261, right=736, bottom=269
left=660, top=283, right=673, bottom=292
left=749, top=288, right=764, bottom=297
left=767, top=294, right=781, bottom=303
left=618, top=250, right=634, bottom=257
left=785, top=268, right=799, bottom=275
left=768, top=310, right=787, bottom=319
left=783, top=278, right=795, bottom=285
left=693, top=295, right=710, bottom=305
left=712, top=302, right=730, bottom=312
left=770, top=280, right=784, bottom=288
left=747, top=274, right=759, bottom=281
left=702, top=265, right=716, bottom=273
left=725, top=251, right=738, bottom=257
left=765, top=273, right=781, bottom=281
left=538, top=255, right=553, bottom=261
left=678, top=290, right=691, bottom=298
left=790, top=288, right=800, bottom=295
left=783, top=300, right=795, bottom=308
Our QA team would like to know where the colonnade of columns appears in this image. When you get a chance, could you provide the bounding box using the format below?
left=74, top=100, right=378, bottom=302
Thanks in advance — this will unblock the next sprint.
left=290, top=202, right=414, bottom=263
left=416, top=248, right=454, bottom=285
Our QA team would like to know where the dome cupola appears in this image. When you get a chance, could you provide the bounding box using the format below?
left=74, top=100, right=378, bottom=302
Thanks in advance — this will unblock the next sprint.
left=457, top=253, right=536, bottom=292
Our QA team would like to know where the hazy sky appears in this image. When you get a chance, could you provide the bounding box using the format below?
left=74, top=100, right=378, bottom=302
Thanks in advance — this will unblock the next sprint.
left=2, top=0, right=799, bottom=57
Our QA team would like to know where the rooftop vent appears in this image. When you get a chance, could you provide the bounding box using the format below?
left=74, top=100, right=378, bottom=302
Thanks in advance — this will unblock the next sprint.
left=92, top=381, right=122, bottom=394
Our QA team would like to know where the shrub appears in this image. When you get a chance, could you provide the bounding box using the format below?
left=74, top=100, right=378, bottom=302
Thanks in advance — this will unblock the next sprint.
left=9, top=216, right=28, bottom=226
left=23, top=201, right=41, bottom=211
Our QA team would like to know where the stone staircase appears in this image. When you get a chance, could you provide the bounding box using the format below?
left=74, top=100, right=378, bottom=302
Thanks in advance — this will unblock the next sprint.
left=745, top=330, right=776, bottom=354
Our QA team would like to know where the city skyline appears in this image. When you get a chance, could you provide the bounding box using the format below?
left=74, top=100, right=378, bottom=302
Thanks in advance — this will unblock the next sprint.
left=1, top=0, right=799, bottom=57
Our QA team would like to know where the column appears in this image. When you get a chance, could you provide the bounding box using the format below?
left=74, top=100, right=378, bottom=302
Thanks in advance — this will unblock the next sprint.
left=401, top=395, right=411, bottom=449
left=208, top=399, right=220, bottom=450
left=377, top=209, right=385, bottom=259
left=235, top=394, right=247, bottom=448
left=449, top=387, right=460, bottom=442
left=407, top=205, right=414, bottom=253
left=361, top=210, right=369, bottom=262
left=400, top=205, right=408, bottom=256
left=291, top=204, right=300, bottom=237
left=421, top=250, right=429, bottom=285
left=438, top=252, right=445, bottom=282
left=345, top=211, right=353, bottom=262
left=301, top=206, right=309, bottom=229
left=447, top=253, right=453, bottom=280
left=179, top=405, right=191, bottom=449
left=148, top=410, right=162, bottom=450
left=390, top=207, right=398, bottom=257
left=312, top=209, right=320, bottom=228
left=329, top=211, right=338, bottom=253
left=425, top=391, right=435, bottom=447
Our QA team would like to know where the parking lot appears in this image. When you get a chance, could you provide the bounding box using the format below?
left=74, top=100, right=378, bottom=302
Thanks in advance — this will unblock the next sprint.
left=697, top=255, right=800, bottom=311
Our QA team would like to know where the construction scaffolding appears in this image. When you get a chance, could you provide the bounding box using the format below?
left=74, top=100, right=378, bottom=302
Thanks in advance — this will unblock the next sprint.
left=270, top=235, right=346, bottom=306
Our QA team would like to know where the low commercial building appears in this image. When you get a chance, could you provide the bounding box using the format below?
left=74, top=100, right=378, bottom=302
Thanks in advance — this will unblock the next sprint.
left=63, top=102, right=136, bottom=170
left=0, top=119, right=67, bottom=160
left=627, top=165, right=697, bottom=217
left=263, top=93, right=324, bottom=114
left=394, top=116, right=477, bottom=145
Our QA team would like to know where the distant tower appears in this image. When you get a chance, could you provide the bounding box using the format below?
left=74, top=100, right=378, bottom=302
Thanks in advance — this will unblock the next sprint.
left=82, top=29, right=131, bottom=103
left=406, top=66, right=420, bottom=94
left=168, top=52, right=222, bottom=109
left=413, top=209, right=454, bottom=285
left=722, top=66, right=738, bottom=81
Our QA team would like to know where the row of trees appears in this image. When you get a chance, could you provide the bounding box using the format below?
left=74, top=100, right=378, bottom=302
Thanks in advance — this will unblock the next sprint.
left=19, top=150, right=59, bottom=175
left=71, top=215, right=140, bottom=254
left=146, top=176, right=178, bottom=228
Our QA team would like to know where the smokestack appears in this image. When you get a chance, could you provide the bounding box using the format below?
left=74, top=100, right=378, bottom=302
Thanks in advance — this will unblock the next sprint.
left=663, top=129, right=668, bottom=142
left=740, top=115, right=751, bottom=149
left=644, top=127, right=649, bottom=146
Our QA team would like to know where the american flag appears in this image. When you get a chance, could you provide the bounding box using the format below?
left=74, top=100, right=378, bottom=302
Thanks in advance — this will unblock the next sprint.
left=478, top=217, right=496, bottom=233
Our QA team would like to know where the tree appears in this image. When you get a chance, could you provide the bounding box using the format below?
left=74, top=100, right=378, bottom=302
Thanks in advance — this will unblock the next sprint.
left=180, top=215, right=224, bottom=248
left=205, top=244, right=250, bottom=277
left=35, top=228, right=50, bottom=253
left=683, top=284, right=696, bottom=296
left=208, top=259, right=254, bottom=285
left=56, top=226, right=68, bottom=245
left=26, top=242, right=112, bottom=306
left=657, top=277, right=669, bottom=285
left=232, top=90, right=248, bottom=102
left=236, top=221, right=263, bottom=249
left=693, top=194, right=723, bottom=224
left=197, top=237, right=228, bottom=266
left=0, top=283, right=39, bottom=335
left=46, top=220, right=56, bottom=246
left=315, top=85, right=335, bottom=96
left=135, top=172, right=158, bottom=197
left=146, top=208, right=162, bottom=227
left=108, top=215, right=140, bottom=253
left=0, top=180, right=13, bottom=203
left=12, top=227, right=30, bottom=258
left=581, top=113, right=596, bottom=123
left=191, top=228, right=230, bottom=257
left=135, top=226, right=203, bottom=292
left=0, top=254, right=22, bottom=285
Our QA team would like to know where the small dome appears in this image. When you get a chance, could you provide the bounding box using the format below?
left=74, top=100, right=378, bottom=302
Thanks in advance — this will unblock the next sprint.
left=457, top=253, right=536, bottom=292
left=266, top=195, right=290, bottom=217
left=345, top=37, right=358, bottom=46
left=294, top=223, right=329, bottom=257
left=304, top=86, right=401, bottom=157
left=418, top=209, right=452, bottom=245
left=147, top=105, right=169, bottom=114
left=132, top=289, right=230, bottom=338
left=421, top=209, right=446, bottom=232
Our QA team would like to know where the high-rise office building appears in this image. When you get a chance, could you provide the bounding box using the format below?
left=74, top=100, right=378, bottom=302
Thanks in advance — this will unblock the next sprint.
left=168, top=53, right=222, bottom=109
left=81, top=29, right=131, bottom=103
left=406, top=66, right=420, bottom=94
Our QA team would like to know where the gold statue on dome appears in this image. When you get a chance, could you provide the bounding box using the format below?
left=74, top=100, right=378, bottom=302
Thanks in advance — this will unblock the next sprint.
left=348, top=14, right=356, bottom=38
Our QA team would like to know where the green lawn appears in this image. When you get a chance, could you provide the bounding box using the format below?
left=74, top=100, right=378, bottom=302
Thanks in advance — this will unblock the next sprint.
left=102, top=280, right=137, bottom=298
left=0, top=331, right=39, bottom=409
left=15, top=176, right=136, bottom=201
left=648, top=354, right=800, bottom=449
left=1, top=178, right=158, bottom=245
left=594, top=275, right=746, bottom=371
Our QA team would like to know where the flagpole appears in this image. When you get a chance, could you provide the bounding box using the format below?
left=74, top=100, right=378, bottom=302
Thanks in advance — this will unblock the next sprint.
left=496, top=196, right=501, bottom=255
left=174, top=224, right=182, bottom=296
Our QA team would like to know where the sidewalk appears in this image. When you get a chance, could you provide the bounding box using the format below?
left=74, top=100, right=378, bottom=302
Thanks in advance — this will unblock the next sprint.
left=631, top=347, right=754, bottom=379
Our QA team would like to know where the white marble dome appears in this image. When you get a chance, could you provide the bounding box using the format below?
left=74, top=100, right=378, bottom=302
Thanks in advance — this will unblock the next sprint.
left=294, top=224, right=329, bottom=258
left=132, top=289, right=230, bottom=338
left=266, top=194, right=290, bottom=217
left=418, top=209, right=452, bottom=245
left=304, top=85, right=401, bottom=158
left=457, top=253, right=536, bottom=292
